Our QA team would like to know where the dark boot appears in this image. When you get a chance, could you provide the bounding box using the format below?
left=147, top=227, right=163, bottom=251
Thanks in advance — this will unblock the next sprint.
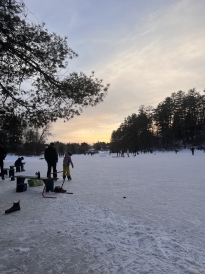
left=67, top=176, right=72, bottom=180
left=63, top=175, right=66, bottom=180
left=5, top=201, right=20, bottom=214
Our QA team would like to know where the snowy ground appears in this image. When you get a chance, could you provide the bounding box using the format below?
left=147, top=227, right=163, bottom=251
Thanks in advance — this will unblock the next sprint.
left=0, top=150, right=205, bottom=274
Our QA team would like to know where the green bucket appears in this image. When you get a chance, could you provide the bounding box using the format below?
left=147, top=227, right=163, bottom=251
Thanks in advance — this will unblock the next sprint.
left=28, top=179, right=44, bottom=187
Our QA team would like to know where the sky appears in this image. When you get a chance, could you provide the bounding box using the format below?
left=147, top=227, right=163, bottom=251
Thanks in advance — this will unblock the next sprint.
left=23, top=0, right=205, bottom=144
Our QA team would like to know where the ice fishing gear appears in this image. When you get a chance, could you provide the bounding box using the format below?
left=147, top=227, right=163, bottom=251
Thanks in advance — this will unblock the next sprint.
left=42, top=171, right=73, bottom=198
left=54, top=186, right=66, bottom=193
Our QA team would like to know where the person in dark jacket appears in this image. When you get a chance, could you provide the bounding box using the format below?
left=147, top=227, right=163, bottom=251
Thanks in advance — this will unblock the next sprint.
left=44, top=142, right=58, bottom=178
left=15, top=157, right=25, bottom=171
left=0, top=144, right=7, bottom=180
left=191, top=147, right=195, bottom=155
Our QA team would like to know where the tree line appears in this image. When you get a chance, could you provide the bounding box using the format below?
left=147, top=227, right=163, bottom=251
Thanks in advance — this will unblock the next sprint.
left=0, top=120, right=109, bottom=155
left=110, top=89, right=205, bottom=152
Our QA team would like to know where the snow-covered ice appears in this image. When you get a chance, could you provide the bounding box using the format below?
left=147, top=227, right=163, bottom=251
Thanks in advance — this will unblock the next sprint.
left=0, top=150, right=205, bottom=273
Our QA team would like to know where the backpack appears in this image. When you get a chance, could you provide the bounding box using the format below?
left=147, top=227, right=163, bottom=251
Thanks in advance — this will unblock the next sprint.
left=54, top=186, right=66, bottom=193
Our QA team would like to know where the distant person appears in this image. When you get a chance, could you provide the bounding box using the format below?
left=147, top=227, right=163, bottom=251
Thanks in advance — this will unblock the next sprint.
left=63, top=151, right=74, bottom=180
left=127, top=149, right=129, bottom=157
left=0, top=144, right=7, bottom=180
left=44, top=142, right=58, bottom=178
left=15, top=157, right=25, bottom=171
left=191, top=147, right=195, bottom=155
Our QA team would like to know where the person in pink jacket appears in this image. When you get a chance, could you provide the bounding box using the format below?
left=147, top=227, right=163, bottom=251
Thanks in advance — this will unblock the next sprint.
left=63, top=151, right=74, bottom=180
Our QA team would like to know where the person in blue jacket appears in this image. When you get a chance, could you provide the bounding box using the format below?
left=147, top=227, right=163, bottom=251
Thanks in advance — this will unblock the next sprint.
left=15, top=157, right=25, bottom=171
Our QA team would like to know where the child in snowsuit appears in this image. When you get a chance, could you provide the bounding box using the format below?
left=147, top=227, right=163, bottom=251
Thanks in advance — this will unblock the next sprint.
left=63, top=151, right=74, bottom=180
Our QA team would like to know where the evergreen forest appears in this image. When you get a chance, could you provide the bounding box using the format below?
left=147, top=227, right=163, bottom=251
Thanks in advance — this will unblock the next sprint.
left=110, top=89, right=205, bottom=152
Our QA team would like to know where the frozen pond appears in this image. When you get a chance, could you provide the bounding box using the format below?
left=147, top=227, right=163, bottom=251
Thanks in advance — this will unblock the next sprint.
left=0, top=150, right=205, bottom=273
